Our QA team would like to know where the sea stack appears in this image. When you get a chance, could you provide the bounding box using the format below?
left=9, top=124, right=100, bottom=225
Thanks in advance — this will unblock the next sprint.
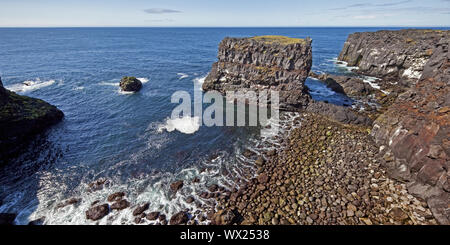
left=371, top=36, right=450, bottom=225
left=120, top=76, right=142, bottom=92
left=338, top=29, right=449, bottom=86
left=0, top=76, right=64, bottom=165
left=203, top=35, right=312, bottom=111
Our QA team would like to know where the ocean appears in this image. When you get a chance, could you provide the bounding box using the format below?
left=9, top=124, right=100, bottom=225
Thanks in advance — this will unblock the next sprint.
left=0, top=27, right=443, bottom=224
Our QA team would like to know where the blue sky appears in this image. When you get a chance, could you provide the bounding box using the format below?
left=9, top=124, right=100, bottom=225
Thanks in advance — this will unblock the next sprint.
left=0, top=0, right=449, bottom=27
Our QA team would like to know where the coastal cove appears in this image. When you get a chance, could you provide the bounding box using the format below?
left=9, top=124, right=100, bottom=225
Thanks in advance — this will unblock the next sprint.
left=0, top=27, right=448, bottom=225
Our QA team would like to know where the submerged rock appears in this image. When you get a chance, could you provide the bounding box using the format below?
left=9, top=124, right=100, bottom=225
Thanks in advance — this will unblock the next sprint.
left=203, top=35, right=312, bottom=111
left=170, top=180, right=184, bottom=193
left=0, top=77, right=64, bottom=165
left=86, top=204, right=109, bottom=221
left=132, top=203, right=150, bottom=216
left=119, top=76, right=142, bottom=92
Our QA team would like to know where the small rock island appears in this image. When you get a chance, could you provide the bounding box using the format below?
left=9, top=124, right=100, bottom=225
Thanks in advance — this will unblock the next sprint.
left=120, top=76, right=142, bottom=92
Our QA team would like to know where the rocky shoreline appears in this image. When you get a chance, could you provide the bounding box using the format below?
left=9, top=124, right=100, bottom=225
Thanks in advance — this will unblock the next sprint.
left=2, top=30, right=447, bottom=226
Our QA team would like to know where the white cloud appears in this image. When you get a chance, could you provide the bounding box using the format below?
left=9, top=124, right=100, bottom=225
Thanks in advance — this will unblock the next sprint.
left=353, top=15, right=377, bottom=19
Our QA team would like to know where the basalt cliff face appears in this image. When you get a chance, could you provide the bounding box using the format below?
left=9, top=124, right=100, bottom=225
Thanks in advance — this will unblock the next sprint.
left=338, top=29, right=449, bottom=86
left=0, top=77, right=64, bottom=165
left=370, top=36, right=450, bottom=224
left=203, top=36, right=312, bottom=111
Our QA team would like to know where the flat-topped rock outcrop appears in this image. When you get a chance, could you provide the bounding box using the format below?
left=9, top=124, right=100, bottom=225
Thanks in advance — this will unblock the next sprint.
left=203, top=35, right=312, bottom=111
left=338, top=29, right=449, bottom=85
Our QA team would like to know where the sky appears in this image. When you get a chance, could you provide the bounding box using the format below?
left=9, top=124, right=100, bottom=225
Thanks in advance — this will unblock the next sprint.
left=0, top=0, right=449, bottom=27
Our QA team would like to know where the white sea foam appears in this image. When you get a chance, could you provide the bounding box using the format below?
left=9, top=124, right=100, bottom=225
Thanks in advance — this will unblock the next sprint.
left=98, top=82, right=119, bottom=86
left=6, top=79, right=56, bottom=93
left=158, top=116, right=201, bottom=134
left=177, top=73, right=189, bottom=80
left=193, top=76, right=206, bottom=91
left=73, top=86, right=85, bottom=91
left=137, top=77, right=149, bottom=83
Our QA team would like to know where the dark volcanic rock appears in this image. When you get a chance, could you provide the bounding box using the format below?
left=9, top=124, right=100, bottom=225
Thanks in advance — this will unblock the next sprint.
left=310, top=72, right=377, bottom=98
left=119, top=76, right=142, bottom=92
left=170, top=180, right=184, bottom=193
left=28, top=217, right=45, bottom=225
left=107, top=192, right=125, bottom=202
left=203, top=36, right=313, bottom=111
left=56, top=198, right=81, bottom=209
left=169, top=211, right=189, bottom=225
left=0, top=76, right=64, bottom=165
left=133, top=203, right=150, bottom=216
left=338, top=29, right=449, bottom=85
left=371, top=37, right=450, bottom=224
left=86, top=204, right=109, bottom=221
left=111, top=199, right=130, bottom=210
left=306, top=101, right=372, bottom=126
left=146, top=211, right=160, bottom=221
left=0, top=213, right=16, bottom=225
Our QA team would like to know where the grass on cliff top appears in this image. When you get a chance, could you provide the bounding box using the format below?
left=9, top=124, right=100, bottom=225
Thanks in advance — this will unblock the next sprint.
left=250, top=35, right=306, bottom=45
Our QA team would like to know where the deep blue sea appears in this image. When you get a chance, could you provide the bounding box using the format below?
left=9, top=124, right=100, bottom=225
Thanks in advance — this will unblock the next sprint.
left=0, top=27, right=445, bottom=224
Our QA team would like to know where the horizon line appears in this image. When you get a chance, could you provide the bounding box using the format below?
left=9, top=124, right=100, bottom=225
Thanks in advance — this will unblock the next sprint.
left=0, top=26, right=449, bottom=29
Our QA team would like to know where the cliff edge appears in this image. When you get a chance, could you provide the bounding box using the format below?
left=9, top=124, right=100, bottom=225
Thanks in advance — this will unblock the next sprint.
left=0, top=77, right=64, bottom=165
left=338, top=29, right=449, bottom=86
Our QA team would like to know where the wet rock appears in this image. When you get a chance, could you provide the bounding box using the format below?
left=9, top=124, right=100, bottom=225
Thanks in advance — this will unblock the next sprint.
left=146, top=212, right=160, bottom=221
left=87, top=178, right=108, bottom=192
left=170, top=181, right=184, bottom=193
left=208, top=184, right=219, bottom=192
left=119, top=76, right=142, bottom=92
left=169, top=212, right=189, bottom=225
left=186, top=196, right=195, bottom=204
left=28, top=217, right=45, bottom=226
left=107, top=192, right=125, bottom=202
left=133, top=203, right=150, bottom=216
left=86, top=204, right=109, bottom=221
left=56, top=198, right=81, bottom=209
left=111, top=199, right=130, bottom=211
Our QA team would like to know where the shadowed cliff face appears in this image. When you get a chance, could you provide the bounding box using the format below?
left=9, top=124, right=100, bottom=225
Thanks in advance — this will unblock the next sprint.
left=371, top=37, right=450, bottom=224
left=338, top=29, right=449, bottom=86
left=0, top=77, right=64, bottom=166
left=203, top=36, right=312, bottom=111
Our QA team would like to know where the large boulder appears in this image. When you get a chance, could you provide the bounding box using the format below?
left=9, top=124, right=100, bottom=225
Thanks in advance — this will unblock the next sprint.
left=119, top=76, right=142, bottom=92
left=203, top=35, right=312, bottom=111
left=86, top=204, right=110, bottom=221
left=338, top=29, right=449, bottom=86
left=0, top=77, right=64, bottom=165
left=371, top=37, right=450, bottom=224
left=169, top=211, right=189, bottom=225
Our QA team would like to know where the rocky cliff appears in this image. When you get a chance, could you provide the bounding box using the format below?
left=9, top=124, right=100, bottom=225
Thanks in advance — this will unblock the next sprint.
left=338, top=29, right=449, bottom=86
left=203, top=35, right=312, bottom=111
left=371, top=36, right=449, bottom=224
left=0, top=77, right=64, bottom=165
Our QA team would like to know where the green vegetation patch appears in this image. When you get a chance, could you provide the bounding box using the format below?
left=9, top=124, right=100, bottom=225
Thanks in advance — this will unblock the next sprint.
left=250, top=35, right=306, bottom=45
